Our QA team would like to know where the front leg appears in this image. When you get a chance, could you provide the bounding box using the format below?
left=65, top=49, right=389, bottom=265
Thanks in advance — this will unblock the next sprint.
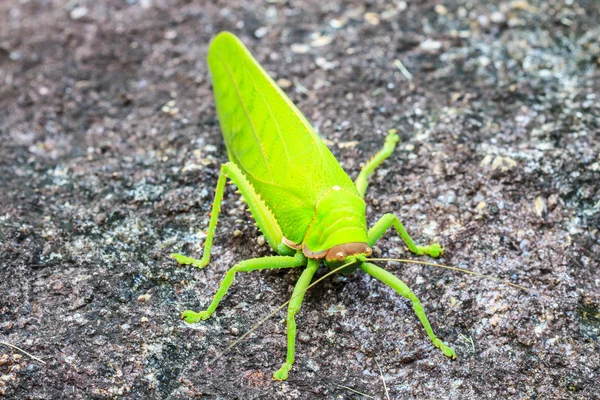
left=273, top=258, right=319, bottom=380
left=368, top=213, right=443, bottom=258
left=361, top=262, right=455, bottom=358
left=182, top=252, right=306, bottom=323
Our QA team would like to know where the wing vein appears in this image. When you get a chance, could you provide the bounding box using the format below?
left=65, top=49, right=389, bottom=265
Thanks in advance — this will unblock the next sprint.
left=214, top=51, right=274, bottom=182
left=244, top=63, right=292, bottom=165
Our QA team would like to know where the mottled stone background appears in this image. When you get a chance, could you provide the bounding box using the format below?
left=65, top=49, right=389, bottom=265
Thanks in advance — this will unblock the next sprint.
left=0, top=0, right=599, bottom=399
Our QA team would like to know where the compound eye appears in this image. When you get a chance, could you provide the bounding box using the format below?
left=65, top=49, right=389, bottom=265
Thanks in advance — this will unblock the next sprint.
left=365, top=247, right=373, bottom=257
left=336, top=252, right=345, bottom=261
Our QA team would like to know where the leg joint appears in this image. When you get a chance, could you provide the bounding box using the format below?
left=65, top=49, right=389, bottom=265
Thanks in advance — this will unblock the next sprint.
left=286, top=314, right=297, bottom=324
left=287, top=305, right=301, bottom=315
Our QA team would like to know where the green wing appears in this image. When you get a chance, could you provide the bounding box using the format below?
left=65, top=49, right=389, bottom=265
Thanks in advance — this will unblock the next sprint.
left=208, top=32, right=357, bottom=243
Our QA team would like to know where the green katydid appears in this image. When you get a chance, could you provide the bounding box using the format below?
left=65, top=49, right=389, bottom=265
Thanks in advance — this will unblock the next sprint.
left=173, top=31, right=455, bottom=381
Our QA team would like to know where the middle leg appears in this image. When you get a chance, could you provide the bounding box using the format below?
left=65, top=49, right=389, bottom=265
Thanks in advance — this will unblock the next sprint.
left=273, top=258, right=319, bottom=380
left=182, top=252, right=306, bottom=323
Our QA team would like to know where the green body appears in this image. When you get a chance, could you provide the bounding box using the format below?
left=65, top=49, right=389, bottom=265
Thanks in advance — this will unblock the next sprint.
left=208, top=32, right=367, bottom=254
left=172, top=32, right=454, bottom=381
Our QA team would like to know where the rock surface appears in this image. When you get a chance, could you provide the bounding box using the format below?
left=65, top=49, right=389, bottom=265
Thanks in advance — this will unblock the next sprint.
left=0, top=0, right=599, bottom=399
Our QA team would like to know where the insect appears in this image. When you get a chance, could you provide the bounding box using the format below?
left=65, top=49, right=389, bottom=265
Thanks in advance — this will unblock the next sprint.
left=173, top=31, right=455, bottom=380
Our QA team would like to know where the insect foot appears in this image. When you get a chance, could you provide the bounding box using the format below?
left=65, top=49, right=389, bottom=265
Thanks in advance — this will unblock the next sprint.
left=385, top=129, right=400, bottom=145
left=181, top=310, right=211, bottom=323
left=434, top=338, right=457, bottom=359
left=273, top=362, right=292, bottom=381
left=417, top=243, right=444, bottom=258
left=171, top=253, right=206, bottom=268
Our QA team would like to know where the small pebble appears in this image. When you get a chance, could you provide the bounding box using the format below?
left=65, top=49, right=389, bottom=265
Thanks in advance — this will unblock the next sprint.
left=434, top=4, right=448, bottom=15
left=164, top=30, right=177, bottom=40
left=364, top=12, right=380, bottom=25
left=291, top=44, right=310, bottom=54
left=137, top=294, right=151, bottom=303
left=257, top=235, right=266, bottom=246
left=539, top=69, right=553, bottom=79
left=420, top=39, right=442, bottom=52
left=491, top=11, right=506, bottom=23
left=491, top=156, right=518, bottom=172
left=477, top=14, right=490, bottom=28
left=276, top=78, right=292, bottom=89
left=310, top=34, right=332, bottom=48
left=298, top=333, right=311, bottom=343
left=534, top=196, right=546, bottom=217
left=70, top=6, right=88, bottom=20
left=254, top=27, right=268, bottom=38
left=329, top=18, right=346, bottom=29
left=266, top=7, right=277, bottom=20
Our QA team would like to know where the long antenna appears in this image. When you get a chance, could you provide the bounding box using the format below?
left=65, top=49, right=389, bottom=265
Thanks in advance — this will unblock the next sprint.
left=0, top=341, right=46, bottom=365
left=367, top=258, right=534, bottom=292
left=206, top=259, right=356, bottom=366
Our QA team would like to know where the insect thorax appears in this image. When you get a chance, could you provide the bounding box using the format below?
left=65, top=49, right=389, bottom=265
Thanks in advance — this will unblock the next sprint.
left=302, top=186, right=368, bottom=257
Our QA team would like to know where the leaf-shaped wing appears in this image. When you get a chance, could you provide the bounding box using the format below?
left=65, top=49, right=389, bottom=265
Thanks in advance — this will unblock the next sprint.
left=208, top=32, right=356, bottom=243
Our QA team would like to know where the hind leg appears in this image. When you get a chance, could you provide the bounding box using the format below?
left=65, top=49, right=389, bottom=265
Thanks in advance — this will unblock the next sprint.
left=354, top=130, right=400, bottom=198
left=172, top=162, right=290, bottom=269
